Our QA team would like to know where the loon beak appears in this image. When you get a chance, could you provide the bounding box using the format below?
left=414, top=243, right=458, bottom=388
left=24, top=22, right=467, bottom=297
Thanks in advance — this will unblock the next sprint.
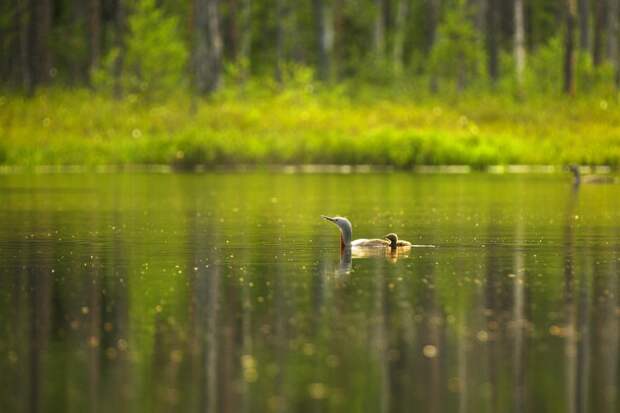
left=321, top=215, right=336, bottom=223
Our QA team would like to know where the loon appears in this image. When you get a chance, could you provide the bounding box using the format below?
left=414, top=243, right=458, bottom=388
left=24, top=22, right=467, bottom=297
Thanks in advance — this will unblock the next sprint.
left=569, top=164, right=616, bottom=185
left=384, top=233, right=413, bottom=249
left=321, top=216, right=389, bottom=250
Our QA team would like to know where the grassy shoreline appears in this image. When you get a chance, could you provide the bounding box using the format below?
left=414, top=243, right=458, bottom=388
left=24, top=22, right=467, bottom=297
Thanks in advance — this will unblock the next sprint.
left=2, top=89, right=620, bottom=168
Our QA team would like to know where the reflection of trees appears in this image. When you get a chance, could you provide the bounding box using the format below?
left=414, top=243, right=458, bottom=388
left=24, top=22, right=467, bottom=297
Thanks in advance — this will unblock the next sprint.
left=87, top=246, right=102, bottom=413
left=391, top=256, right=416, bottom=410
left=4, top=208, right=54, bottom=413
left=272, top=252, right=288, bottom=413
left=371, top=258, right=390, bottom=413
left=562, top=186, right=591, bottom=413
left=4, top=174, right=620, bottom=413
left=27, top=229, right=52, bottom=413
left=101, top=210, right=130, bottom=413
left=457, top=318, right=468, bottom=413
left=591, top=228, right=619, bottom=413
left=22, top=208, right=54, bottom=413
left=415, top=256, right=444, bottom=413
left=484, top=215, right=500, bottom=413
left=186, top=213, right=221, bottom=413
left=205, top=254, right=220, bottom=413
left=512, top=216, right=526, bottom=413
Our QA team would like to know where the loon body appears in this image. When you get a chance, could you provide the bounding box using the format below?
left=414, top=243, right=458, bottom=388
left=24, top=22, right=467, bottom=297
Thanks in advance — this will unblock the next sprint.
left=569, top=165, right=616, bottom=186
left=384, top=233, right=413, bottom=249
left=321, top=216, right=389, bottom=250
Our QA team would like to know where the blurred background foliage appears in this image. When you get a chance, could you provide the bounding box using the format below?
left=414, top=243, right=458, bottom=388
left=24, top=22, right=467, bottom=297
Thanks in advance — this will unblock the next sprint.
left=1, top=0, right=620, bottom=167
left=2, top=0, right=620, bottom=97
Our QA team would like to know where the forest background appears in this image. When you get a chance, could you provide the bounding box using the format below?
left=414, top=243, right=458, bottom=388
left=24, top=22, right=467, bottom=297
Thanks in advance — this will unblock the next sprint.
left=2, top=0, right=620, bottom=168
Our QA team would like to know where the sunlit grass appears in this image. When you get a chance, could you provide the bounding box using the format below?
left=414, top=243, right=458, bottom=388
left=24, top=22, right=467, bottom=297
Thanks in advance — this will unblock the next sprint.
left=1, top=87, right=620, bottom=168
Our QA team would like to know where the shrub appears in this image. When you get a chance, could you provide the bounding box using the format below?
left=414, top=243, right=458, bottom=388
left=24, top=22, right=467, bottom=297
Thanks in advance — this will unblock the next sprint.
left=94, top=0, right=188, bottom=99
left=429, top=5, right=485, bottom=92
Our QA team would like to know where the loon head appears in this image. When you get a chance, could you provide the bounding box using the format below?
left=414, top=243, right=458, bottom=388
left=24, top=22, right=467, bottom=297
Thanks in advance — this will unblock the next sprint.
left=321, top=216, right=353, bottom=249
left=384, top=233, right=398, bottom=248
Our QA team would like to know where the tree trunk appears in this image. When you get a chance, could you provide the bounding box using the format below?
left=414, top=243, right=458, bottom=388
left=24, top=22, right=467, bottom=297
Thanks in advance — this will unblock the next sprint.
left=564, top=0, right=577, bottom=95
left=428, top=0, right=441, bottom=52
left=609, top=0, right=620, bottom=86
left=593, top=0, right=605, bottom=66
left=333, top=0, right=344, bottom=74
left=89, top=0, right=101, bottom=75
left=274, top=0, right=287, bottom=83
left=226, top=0, right=239, bottom=59
left=28, top=0, right=52, bottom=90
left=0, top=2, right=16, bottom=85
left=392, top=0, right=409, bottom=73
left=239, top=0, right=251, bottom=63
left=428, top=0, right=441, bottom=91
left=113, top=0, right=126, bottom=98
left=18, top=0, right=33, bottom=93
left=578, top=0, right=590, bottom=50
left=468, top=0, right=486, bottom=33
left=514, top=0, right=526, bottom=92
left=486, top=0, right=500, bottom=83
left=193, top=0, right=210, bottom=93
left=373, top=0, right=386, bottom=58
left=207, top=0, right=223, bottom=92
left=37, top=0, right=52, bottom=84
left=69, top=0, right=86, bottom=85
left=313, top=0, right=333, bottom=81
left=193, top=0, right=223, bottom=94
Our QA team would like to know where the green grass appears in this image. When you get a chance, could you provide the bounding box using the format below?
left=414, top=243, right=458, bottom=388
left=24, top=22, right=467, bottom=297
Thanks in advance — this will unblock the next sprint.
left=2, top=87, right=620, bottom=169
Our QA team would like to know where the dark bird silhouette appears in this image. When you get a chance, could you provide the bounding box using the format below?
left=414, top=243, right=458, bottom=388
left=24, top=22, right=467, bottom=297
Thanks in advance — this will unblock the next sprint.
left=569, top=165, right=616, bottom=186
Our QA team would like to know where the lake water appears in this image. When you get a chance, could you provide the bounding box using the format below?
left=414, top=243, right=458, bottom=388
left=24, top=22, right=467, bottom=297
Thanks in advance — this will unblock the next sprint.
left=1, top=172, right=619, bottom=413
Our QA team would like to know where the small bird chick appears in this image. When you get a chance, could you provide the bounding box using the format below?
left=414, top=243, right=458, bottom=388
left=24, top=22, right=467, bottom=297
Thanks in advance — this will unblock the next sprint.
left=384, top=233, right=413, bottom=249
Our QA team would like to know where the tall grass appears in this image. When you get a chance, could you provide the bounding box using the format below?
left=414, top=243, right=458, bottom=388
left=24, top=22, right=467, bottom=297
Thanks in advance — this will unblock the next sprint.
left=1, top=86, right=620, bottom=169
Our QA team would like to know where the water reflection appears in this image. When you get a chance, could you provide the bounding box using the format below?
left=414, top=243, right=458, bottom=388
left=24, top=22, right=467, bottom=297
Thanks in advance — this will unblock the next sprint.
left=332, top=247, right=412, bottom=276
left=0, top=173, right=619, bottom=413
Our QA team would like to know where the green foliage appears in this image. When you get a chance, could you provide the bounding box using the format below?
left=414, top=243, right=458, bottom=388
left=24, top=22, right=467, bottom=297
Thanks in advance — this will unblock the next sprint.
left=94, top=0, right=188, bottom=98
left=52, top=21, right=88, bottom=84
left=92, top=48, right=120, bottom=91
left=524, top=36, right=563, bottom=95
left=576, top=53, right=617, bottom=95
left=356, top=57, right=399, bottom=85
left=6, top=0, right=620, bottom=97
left=429, top=6, right=485, bottom=91
left=3, top=88, right=620, bottom=168
left=125, top=0, right=188, bottom=95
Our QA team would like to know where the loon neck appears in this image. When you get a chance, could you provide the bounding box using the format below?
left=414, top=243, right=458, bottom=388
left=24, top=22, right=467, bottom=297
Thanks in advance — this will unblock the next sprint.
left=340, top=222, right=352, bottom=247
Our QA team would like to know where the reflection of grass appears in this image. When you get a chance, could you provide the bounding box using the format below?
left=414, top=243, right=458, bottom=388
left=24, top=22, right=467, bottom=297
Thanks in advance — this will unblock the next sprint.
left=2, top=89, right=620, bottom=168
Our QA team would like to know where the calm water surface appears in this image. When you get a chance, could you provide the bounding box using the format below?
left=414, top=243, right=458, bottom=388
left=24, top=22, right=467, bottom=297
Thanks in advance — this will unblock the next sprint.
left=1, top=172, right=619, bottom=413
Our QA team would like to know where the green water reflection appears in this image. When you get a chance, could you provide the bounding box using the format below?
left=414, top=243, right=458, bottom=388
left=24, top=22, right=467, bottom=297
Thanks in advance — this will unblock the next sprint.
left=0, top=173, right=619, bottom=413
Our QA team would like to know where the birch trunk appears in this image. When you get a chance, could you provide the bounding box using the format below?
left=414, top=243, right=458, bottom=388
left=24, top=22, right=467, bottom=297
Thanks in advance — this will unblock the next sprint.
left=514, top=0, right=526, bottom=91
left=193, top=0, right=223, bottom=94
left=313, top=0, right=334, bottom=81
left=564, top=0, right=577, bottom=95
